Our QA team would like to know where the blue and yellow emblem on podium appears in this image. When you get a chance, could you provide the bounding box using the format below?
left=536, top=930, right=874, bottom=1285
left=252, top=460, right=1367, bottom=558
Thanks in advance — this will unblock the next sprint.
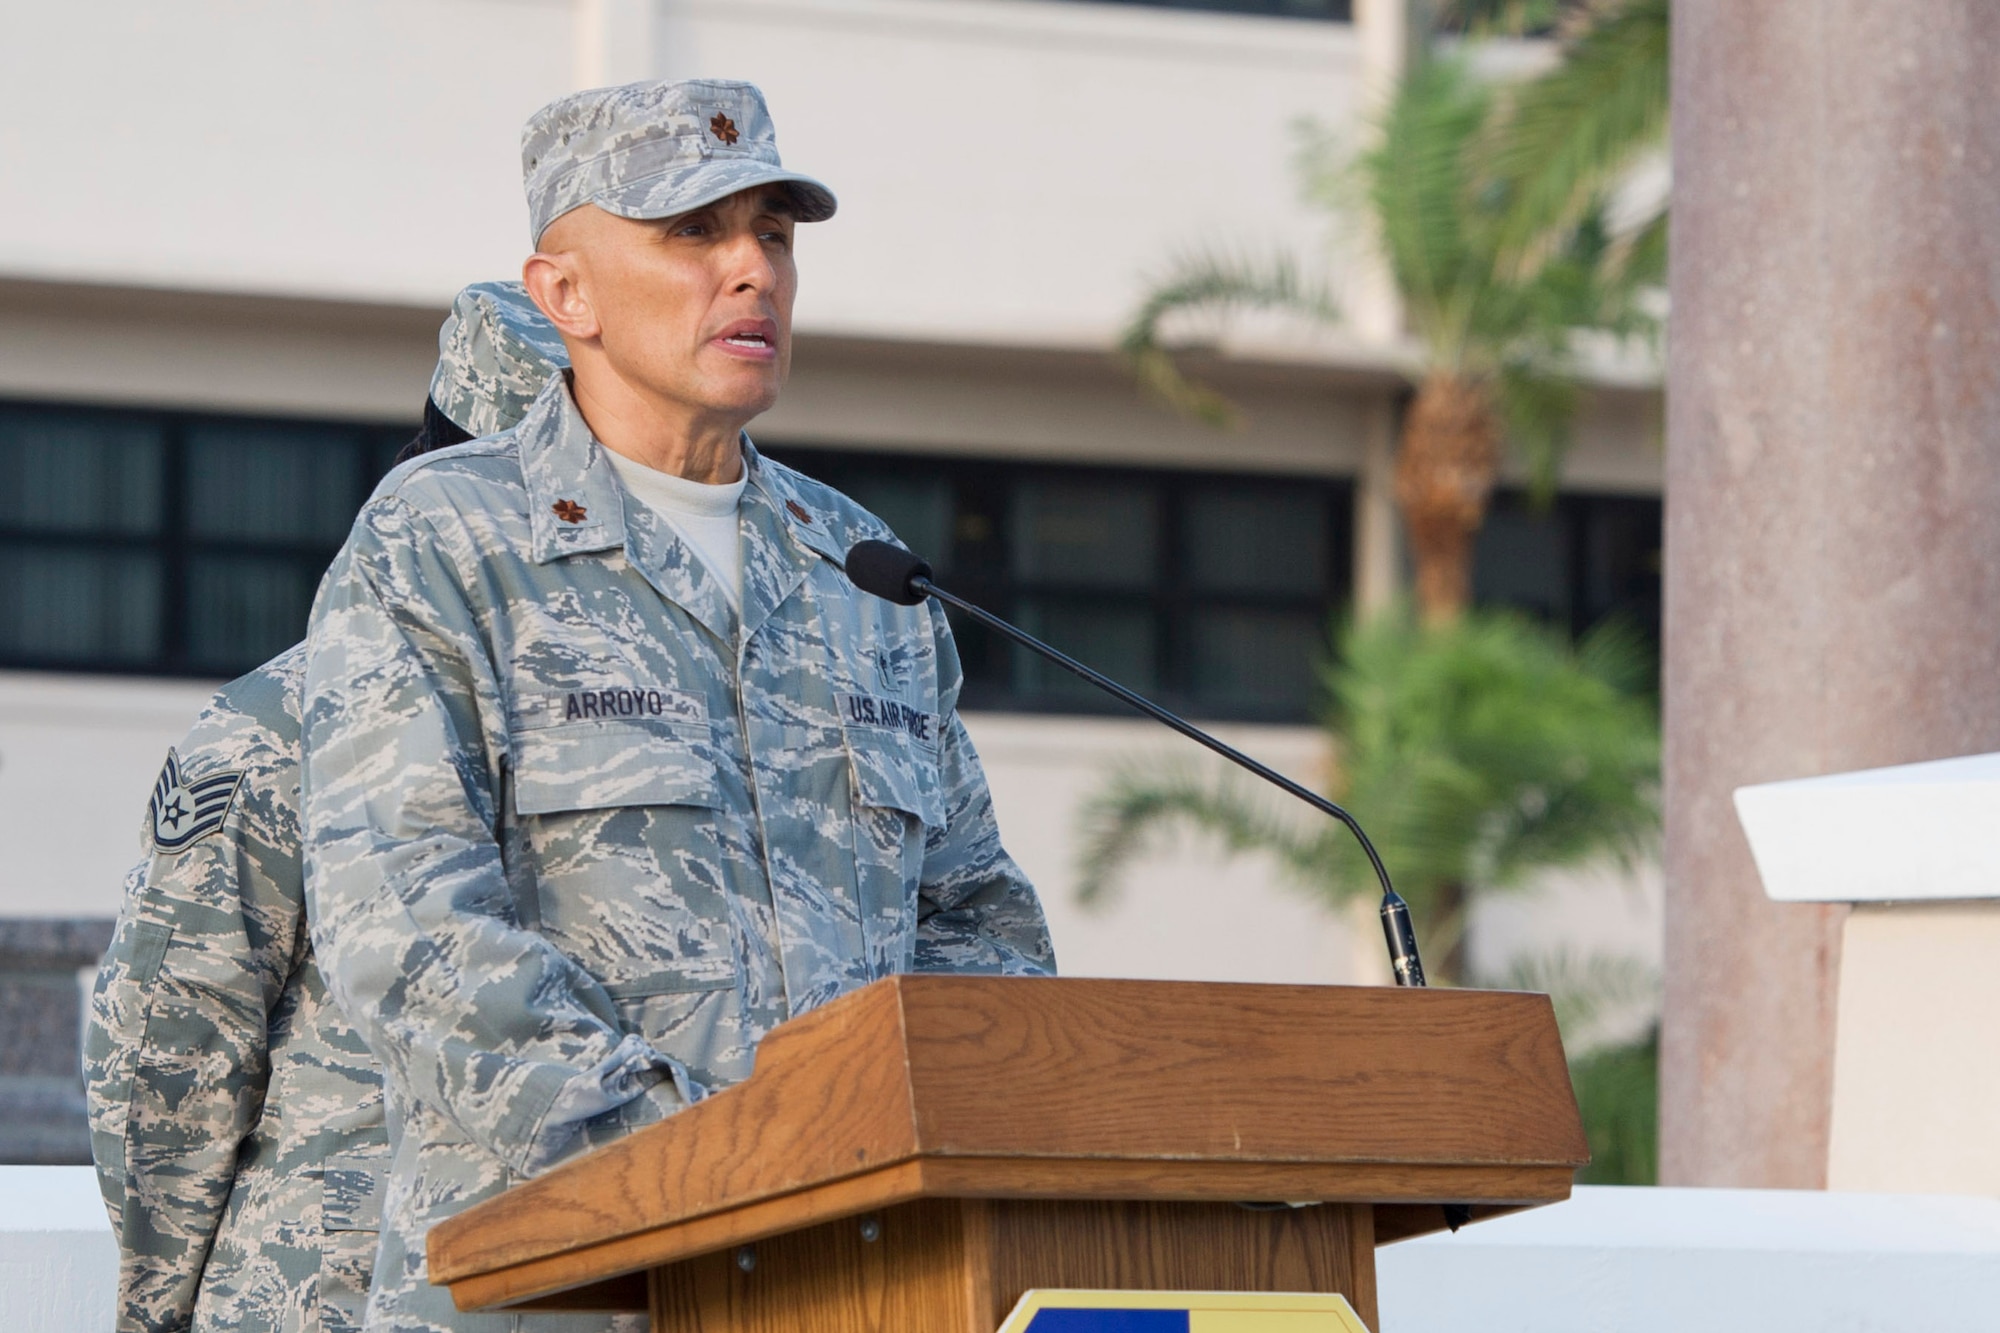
left=998, top=1290, right=1370, bottom=1332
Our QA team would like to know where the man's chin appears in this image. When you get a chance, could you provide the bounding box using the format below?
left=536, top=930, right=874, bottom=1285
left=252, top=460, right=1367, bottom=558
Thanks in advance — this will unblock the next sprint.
left=699, top=379, right=782, bottom=424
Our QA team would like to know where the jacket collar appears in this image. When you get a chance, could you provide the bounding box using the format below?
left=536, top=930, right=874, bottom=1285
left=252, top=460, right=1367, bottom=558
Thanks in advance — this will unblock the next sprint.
left=737, top=439, right=847, bottom=641
left=521, top=375, right=628, bottom=566
left=517, top=377, right=846, bottom=645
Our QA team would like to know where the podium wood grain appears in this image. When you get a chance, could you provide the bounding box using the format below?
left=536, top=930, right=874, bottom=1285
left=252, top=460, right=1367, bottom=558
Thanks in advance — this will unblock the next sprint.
left=647, top=1198, right=1375, bottom=1333
left=432, top=976, right=1588, bottom=1330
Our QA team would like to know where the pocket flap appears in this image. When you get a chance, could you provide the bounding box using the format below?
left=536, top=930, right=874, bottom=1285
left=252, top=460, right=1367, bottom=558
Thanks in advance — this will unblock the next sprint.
left=512, top=723, right=722, bottom=816
left=125, top=919, right=175, bottom=987
left=847, top=732, right=945, bottom=828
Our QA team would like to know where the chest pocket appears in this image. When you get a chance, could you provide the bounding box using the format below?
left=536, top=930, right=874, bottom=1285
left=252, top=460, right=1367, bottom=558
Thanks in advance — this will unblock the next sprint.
left=845, top=729, right=945, bottom=828
left=511, top=721, right=722, bottom=816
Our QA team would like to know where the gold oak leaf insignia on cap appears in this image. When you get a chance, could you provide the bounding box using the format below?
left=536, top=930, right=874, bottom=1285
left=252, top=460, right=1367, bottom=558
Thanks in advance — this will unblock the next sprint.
left=710, top=112, right=740, bottom=145
left=785, top=500, right=814, bottom=524
left=552, top=499, right=588, bottom=524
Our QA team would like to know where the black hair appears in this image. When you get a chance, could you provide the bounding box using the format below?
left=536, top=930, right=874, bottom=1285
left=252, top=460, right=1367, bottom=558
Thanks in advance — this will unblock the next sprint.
left=392, top=397, right=476, bottom=468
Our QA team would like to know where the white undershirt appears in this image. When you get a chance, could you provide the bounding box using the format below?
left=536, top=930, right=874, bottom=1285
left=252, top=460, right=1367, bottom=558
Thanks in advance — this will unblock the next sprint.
left=603, top=448, right=749, bottom=611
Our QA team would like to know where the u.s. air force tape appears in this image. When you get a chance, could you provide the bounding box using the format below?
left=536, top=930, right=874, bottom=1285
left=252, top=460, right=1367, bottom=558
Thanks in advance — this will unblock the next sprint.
left=838, top=693, right=940, bottom=745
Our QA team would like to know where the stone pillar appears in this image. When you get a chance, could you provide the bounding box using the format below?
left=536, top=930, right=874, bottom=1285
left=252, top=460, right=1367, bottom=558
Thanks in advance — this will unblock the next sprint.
left=1664, top=3, right=2000, bottom=1185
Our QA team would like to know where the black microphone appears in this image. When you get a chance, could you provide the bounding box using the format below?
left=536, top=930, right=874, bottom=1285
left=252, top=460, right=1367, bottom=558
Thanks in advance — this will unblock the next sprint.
left=842, top=539, right=1428, bottom=989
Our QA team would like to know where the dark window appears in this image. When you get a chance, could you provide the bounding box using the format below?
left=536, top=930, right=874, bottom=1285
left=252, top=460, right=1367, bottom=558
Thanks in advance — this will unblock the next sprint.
left=0, top=399, right=1657, bottom=714
left=1472, top=488, right=1663, bottom=649
left=767, top=447, right=1354, bottom=722
left=0, top=400, right=411, bottom=678
left=1046, top=0, right=1351, bottom=19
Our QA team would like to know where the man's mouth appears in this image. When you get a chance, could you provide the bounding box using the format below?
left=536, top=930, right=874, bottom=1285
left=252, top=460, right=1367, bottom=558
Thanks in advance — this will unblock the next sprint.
left=713, top=319, right=780, bottom=358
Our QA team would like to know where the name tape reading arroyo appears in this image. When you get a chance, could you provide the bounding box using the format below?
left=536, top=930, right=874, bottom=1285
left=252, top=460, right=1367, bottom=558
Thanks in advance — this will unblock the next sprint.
left=519, top=686, right=708, bottom=730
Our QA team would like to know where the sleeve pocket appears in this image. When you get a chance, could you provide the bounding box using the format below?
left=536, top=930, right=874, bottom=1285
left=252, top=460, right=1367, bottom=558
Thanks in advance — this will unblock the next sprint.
left=82, top=918, right=175, bottom=1183
left=511, top=723, right=722, bottom=817
left=846, top=733, right=945, bottom=828
left=89, top=918, right=174, bottom=1051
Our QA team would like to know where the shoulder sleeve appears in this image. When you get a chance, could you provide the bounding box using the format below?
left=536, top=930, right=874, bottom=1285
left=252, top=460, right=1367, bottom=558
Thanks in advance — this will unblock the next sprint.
left=81, top=674, right=301, bottom=1333
left=302, top=496, right=695, bottom=1177
left=912, top=605, right=1056, bottom=976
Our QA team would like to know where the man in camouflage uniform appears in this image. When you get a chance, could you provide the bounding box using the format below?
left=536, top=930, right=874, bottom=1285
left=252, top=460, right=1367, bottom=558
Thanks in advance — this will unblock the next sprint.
left=84, top=281, right=568, bottom=1333
left=300, top=79, right=1052, bottom=1332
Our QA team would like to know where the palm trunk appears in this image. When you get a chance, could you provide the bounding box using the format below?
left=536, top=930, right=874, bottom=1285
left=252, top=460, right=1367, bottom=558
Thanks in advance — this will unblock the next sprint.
left=1393, top=373, right=1502, bottom=625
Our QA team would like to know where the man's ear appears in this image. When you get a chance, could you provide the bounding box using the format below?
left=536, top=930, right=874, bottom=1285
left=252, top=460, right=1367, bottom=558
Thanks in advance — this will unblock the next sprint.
left=522, top=249, right=601, bottom=343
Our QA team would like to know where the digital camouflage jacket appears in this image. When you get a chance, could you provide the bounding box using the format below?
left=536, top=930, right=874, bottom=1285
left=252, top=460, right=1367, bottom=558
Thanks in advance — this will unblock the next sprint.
left=301, top=377, right=1053, bottom=1332
left=85, top=647, right=388, bottom=1333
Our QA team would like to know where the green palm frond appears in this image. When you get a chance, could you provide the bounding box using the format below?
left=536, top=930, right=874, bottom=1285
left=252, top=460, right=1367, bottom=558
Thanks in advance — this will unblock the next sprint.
left=1436, top=0, right=1589, bottom=37
left=1360, top=56, right=1492, bottom=350
left=1073, top=757, right=1345, bottom=908
left=1121, top=4, right=1667, bottom=562
left=1322, top=608, right=1660, bottom=897
left=1488, top=0, right=1670, bottom=265
left=1573, top=613, right=1655, bottom=695
left=1499, top=947, right=1658, bottom=1047
left=1612, top=204, right=1667, bottom=298
left=1118, top=252, right=1338, bottom=428
left=1492, top=360, right=1579, bottom=502
left=1569, top=1026, right=1659, bottom=1183
left=1076, top=608, right=1662, bottom=983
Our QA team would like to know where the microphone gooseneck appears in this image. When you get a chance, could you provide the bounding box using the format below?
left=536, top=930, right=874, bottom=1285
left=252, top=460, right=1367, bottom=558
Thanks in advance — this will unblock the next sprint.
left=842, top=539, right=1430, bottom=990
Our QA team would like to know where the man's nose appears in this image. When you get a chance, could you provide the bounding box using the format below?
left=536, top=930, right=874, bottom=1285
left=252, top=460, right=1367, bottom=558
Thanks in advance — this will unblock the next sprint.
left=725, top=231, right=779, bottom=293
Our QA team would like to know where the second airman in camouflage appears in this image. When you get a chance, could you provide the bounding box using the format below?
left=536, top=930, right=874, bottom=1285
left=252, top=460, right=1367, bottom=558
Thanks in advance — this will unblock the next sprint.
left=84, top=281, right=568, bottom=1333
left=300, top=79, right=1053, bottom=1332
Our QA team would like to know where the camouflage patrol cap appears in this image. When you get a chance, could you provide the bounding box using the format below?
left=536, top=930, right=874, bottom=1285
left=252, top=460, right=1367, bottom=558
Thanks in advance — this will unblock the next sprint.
left=429, top=281, right=570, bottom=439
left=522, top=79, right=837, bottom=245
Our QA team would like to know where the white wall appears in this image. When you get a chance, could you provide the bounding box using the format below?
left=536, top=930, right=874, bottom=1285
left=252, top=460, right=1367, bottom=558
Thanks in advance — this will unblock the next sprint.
left=654, top=0, right=1367, bottom=347
left=0, top=282, right=1395, bottom=476
left=1827, top=902, right=2000, bottom=1196
left=0, top=672, right=217, bottom=919
left=0, top=0, right=1369, bottom=350
left=0, top=0, right=572, bottom=306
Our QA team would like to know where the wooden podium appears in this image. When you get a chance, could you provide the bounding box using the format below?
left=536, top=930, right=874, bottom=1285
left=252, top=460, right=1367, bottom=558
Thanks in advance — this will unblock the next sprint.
left=430, top=976, right=1587, bottom=1331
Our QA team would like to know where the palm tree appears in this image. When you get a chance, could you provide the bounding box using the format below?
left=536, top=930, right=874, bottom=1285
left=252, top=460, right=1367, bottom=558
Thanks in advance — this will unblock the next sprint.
left=1077, top=610, right=1660, bottom=983
left=1483, top=0, right=1670, bottom=274
left=1123, top=2, right=1668, bottom=625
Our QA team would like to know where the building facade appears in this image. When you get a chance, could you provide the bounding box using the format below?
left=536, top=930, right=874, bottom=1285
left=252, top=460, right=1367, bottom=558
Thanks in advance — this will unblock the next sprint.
left=0, top=0, right=1661, bottom=1158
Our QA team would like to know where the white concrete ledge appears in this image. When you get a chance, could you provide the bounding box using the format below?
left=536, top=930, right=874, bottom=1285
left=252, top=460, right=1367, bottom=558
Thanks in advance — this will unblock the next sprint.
left=1381, top=1185, right=2000, bottom=1332
left=1734, top=751, right=2000, bottom=901
left=11, top=1171, right=2000, bottom=1332
left=0, top=1166, right=114, bottom=1333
